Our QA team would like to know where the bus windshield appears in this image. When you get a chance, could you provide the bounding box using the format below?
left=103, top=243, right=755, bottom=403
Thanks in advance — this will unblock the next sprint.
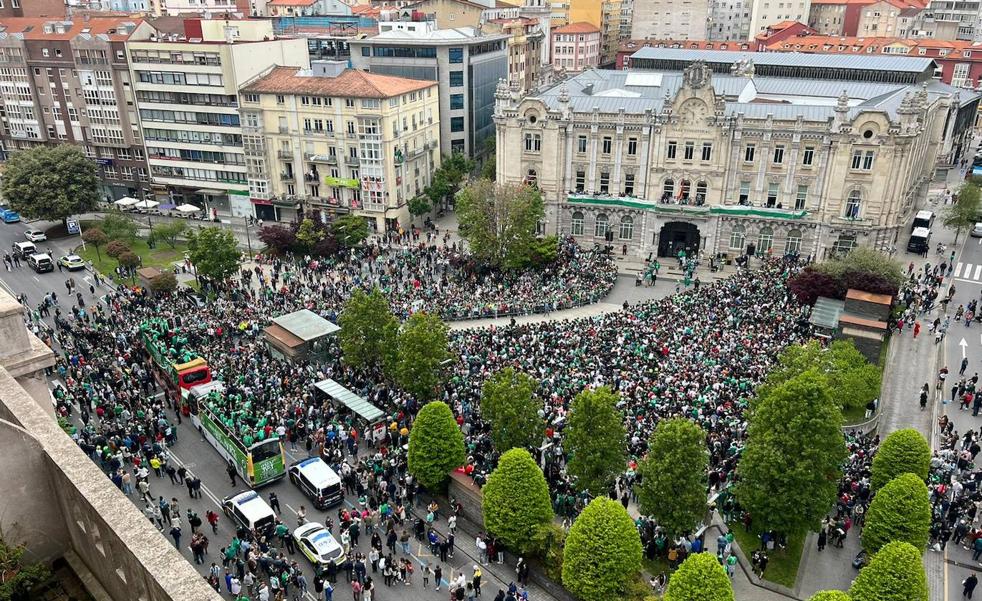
left=251, top=439, right=281, bottom=462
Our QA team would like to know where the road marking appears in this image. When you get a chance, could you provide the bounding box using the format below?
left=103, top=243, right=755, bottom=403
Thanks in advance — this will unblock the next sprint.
left=960, top=338, right=968, bottom=359
left=286, top=503, right=298, bottom=515
left=954, top=278, right=980, bottom=285
left=32, top=276, right=39, bottom=282
left=956, top=263, right=964, bottom=278
left=975, top=265, right=981, bottom=281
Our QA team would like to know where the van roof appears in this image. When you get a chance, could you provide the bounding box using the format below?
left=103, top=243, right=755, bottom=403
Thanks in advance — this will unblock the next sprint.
left=912, top=227, right=931, bottom=237
left=14, top=241, right=35, bottom=247
left=230, top=491, right=275, bottom=521
left=296, top=457, right=342, bottom=487
left=915, top=210, right=934, bottom=220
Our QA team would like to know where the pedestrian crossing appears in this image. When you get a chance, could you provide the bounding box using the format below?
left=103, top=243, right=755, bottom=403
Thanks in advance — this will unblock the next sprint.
left=954, top=262, right=982, bottom=282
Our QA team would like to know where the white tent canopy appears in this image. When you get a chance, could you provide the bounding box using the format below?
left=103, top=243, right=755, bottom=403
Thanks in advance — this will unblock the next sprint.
left=175, top=203, right=201, bottom=213
left=134, top=199, right=159, bottom=209
left=114, top=196, right=139, bottom=207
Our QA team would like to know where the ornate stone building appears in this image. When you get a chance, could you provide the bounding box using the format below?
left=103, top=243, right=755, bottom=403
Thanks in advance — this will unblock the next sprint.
left=493, top=56, right=978, bottom=260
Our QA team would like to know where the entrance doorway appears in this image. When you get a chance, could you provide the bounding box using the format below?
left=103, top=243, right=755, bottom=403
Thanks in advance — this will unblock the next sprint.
left=658, top=221, right=700, bottom=257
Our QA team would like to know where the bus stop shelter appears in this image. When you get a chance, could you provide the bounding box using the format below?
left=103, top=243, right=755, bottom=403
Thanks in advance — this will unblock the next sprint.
left=264, top=309, right=339, bottom=362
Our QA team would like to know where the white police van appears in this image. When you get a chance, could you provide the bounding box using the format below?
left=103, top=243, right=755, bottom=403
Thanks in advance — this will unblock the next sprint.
left=222, top=490, right=276, bottom=535
left=288, top=457, right=344, bottom=510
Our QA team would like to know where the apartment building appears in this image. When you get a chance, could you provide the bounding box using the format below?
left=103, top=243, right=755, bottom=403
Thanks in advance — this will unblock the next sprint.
left=127, top=18, right=307, bottom=217
left=494, top=53, right=977, bottom=260
left=631, top=0, right=709, bottom=40
left=0, top=0, right=66, bottom=17
left=0, top=17, right=151, bottom=202
left=349, top=24, right=507, bottom=158
left=239, top=62, right=440, bottom=228
left=708, top=0, right=753, bottom=39
left=487, top=16, right=544, bottom=92
left=551, top=21, right=600, bottom=72
left=149, top=0, right=250, bottom=16
left=748, top=0, right=811, bottom=35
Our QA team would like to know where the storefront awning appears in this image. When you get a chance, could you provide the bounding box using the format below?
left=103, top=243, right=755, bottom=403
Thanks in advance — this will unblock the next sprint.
left=195, top=188, right=226, bottom=196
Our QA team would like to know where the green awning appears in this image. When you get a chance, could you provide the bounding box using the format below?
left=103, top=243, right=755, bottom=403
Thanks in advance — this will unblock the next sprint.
left=810, top=297, right=845, bottom=329
left=567, top=195, right=809, bottom=220
left=314, top=379, right=385, bottom=424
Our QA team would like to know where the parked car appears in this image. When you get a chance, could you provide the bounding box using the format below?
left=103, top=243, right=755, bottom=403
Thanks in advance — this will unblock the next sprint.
left=0, top=209, right=21, bottom=223
left=972, top=223, right=982, bottom=238
left=11, top=241, right=36, bottom=258
left=58, top=255, right=86, bottom=271
left=24, top=229, right=46, bottom=242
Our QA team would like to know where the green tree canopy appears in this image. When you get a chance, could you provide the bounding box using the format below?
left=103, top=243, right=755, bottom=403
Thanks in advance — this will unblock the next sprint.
left=407, top=401, right=466, bottom=490
left=393, top=312, right=449, bottom=401
left=862, top=472, right=931, bottom=555
left=1, top=145, right=100, bottom=222
left=808, top=592, right=852, bottom=601
left=849, top=541, right=928, bottom=601
left=295, top=218, right=325, bottom=252
left=871, top=429, right=931, bottom=491
left=663, top=552, right=735, bottom=601
left=408, top=196, right=432, bottom=221
left=482, top=448, right=554, bottom=554
left=562, top=497, right=642, bottom=601
left=943, top=182, right=981, bottom=243
left=81, top=227, right=108, bottom=261
left=759, top=340, right=881, bottom=413
left=564, top=386, right=627, bottom=497
left=636, top=418, right=709, bottom=537
left=152, top=220, right=188, bottom=250
left=331, top=214, right=369, bottom=248
left=455, top=179, right=545, bottom=269
left=186, top=226, right=240, bottom=282
left=99, top=213, right=139, bottom=243
left=337, top=287, right=399, bottom=372
left=735, top=370, right=846, bottom=536
left=426, top=153, right=474, bottom=206
left=480, top=367, right=543, bottom=453
left=149, top=271, right=178, bottom=295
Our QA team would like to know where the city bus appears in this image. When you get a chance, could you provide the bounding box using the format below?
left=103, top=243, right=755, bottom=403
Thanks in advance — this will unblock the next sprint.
left=183, top=381, right=287, bottom=487
left=140, top=319, right=212, bottom=405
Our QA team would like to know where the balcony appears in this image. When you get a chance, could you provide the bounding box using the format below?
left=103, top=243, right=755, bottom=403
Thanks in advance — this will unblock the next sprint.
left=304, top=172, right=320, bottom=182
left=307, top=154, right=338, bottom=164
left=277, top=150, right=293, bottom=159
left=279, top=172, right=295, bottom=182
left=346, top=155, right=360, bottom=166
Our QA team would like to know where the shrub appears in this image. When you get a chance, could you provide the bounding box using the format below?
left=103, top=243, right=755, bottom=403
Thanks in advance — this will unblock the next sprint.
left=406, top=401, right=466, bottom=490
left=850, top=541, right=927, bottom=601
left=562, top=497, right=642, bottom=601
left=871, top=429, right=930, bottom=491
left=663, top=552, right=735, bottom=601
left=808, top=592, right=852, bottom=601
left=149, top=272, right=179, bottom=295
left=862, top=473, right=931, bottom=555
left=530, top=523, right=565, bottom=581
left=105, top=240, right=130, bottom=258
left=483, top=448, right=553, bottom=554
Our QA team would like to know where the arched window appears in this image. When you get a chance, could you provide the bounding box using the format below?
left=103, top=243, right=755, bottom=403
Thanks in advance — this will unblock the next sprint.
left=832, top=233, right=856, bottom=257
left=679, top=179, right=691, bottom=200
left=758, top=226, right=774, bottom=253
left=729, top=224, right=745, bottom=250
left=695, top=180, right=708, bottom=204
left=595, top=213, right=608, bottom=238
left=663, top=178, right=674, bottom=200
left=845, top=190, right=862, bottom=219
left=571, top=211, right=584, bottom=236
left=619, top=215, right=634, bottom=240
left=785, top=228, right=802, bottom=255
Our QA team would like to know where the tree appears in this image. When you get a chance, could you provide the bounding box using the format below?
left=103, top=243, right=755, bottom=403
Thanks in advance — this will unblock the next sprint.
left=258, top=224, right=297, bottom=255
left=564, top=387, right=627, bottom=497
left=942, top=181, right=981, bottom=243
left=337, top=288, right=399, bottom=371
left=407, top=401, right=466, bottom=490
left=481, top=137, right=496, bottom=181
left=294, top=218, right=325, bottom=253
left=808, top=592, right=852, bottom=601
left=118, top=251, right=141, bottom=284
left=862, top=472, right=931, bottom=555
left=456, top=179, right=545, bottom=269
left=849, top=541, right=928, bottom=601
left=527, top=235, right=559, bottom=268
left=482, top=448, right=554, bottom=554
left=0, top=537, right=52, bottom=600
left=186, top=226, right=240, bottom=282
left=636, top=418, right=709, bottom=537
left=152, top=220, right=188, bottom=249
left=815, top=247, right=905, bottom=294
left=426, top=153, right=475, bottom=206
left=99, top=214, right=139, bottom=243
left=735, top=370, right=846, bottom=536
left=480, top=367, right=543, bottom=453
left=562, top=497, right=642, bottom=601
left=106, top=240, right=130, bottom=258
left=871, top=429, right=931, bottom=491
left=82, top=227, right=108, bottom=262
left=788, top=267, right=846, bottom=306
left=408, top=196, right=432, bottom=223
left=1, top=145, right=100, bottom=222
left=332, top=214, right=369, bottom=248
left=393, top=312, right=449, bottom=400
left=663, top=552, right=735, bottom=601
left=149, top=271, right=179, bottom=295
left=759, top=340, right=881, bottom=414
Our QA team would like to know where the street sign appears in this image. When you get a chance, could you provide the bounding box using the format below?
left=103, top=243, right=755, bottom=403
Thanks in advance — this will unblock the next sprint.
left=66, top=219, right=80, bottom=235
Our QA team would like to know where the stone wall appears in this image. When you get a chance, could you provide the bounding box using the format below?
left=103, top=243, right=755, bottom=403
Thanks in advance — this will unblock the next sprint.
left=448, top=470, right=485, bottom=526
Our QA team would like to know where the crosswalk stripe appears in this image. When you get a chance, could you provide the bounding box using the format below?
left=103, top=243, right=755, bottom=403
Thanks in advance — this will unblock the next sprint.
left=966, top=264, right=975, bottom=280
left=975, top=265, right=981, bottom=281
left=955, top=262, right=964, bottom=278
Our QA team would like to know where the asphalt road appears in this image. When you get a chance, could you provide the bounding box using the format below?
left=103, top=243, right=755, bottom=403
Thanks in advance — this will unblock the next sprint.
left=0, top=218, right=549, bottom=601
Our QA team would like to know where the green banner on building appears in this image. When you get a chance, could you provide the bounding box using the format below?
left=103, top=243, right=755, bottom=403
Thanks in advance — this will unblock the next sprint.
left=325, top=176, right=360, bottom=189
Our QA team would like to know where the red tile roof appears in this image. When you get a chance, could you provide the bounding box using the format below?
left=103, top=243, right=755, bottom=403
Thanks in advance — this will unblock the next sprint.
left=243, top=66, right=437, bottom=99
left=553, top=21, right=600, bottom=34
left=0, top=16, right=141, bottom=41
left=267, top=0, right=316, bottom=5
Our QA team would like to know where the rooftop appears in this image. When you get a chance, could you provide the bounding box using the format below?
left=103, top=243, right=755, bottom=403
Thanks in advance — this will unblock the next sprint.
left=360, top=25, right=509, bottom=43
left=0, top=17, right=142, bottom=41
left=244, top=66, right=435, bottom=98
left=271, top=309, right=340, bottom=341
left=630, top=46, right=936, bottom=73
left=267, top=0, right=317, bottom=5
left=553, top=21, right=601, bottom=34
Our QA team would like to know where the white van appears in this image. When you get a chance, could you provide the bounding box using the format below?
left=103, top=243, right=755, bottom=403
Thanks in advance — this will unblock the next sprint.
left=222, top=491, right=276, bottom=535
left=11, top=241, right=36, bottom=258
left=289, top=457, right=344, bottom=509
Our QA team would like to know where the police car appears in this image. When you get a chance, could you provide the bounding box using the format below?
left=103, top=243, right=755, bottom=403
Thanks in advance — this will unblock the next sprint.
left=221, top=491, right=276, bottom=536
left=294, top=522, right=345, bottom=568
left=288, top=457, right=344, bottom=510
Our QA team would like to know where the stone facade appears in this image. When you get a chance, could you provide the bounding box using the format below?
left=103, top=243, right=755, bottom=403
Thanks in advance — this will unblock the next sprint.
left=494, top=62, right=975, bottom=261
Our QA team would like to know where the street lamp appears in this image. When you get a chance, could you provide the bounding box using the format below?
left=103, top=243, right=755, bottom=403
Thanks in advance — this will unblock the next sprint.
left=243, top=215, right=253, bottom=258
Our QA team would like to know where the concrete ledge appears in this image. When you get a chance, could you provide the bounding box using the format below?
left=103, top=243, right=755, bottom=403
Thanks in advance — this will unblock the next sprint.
left=709, top=515, right=800, bottom=600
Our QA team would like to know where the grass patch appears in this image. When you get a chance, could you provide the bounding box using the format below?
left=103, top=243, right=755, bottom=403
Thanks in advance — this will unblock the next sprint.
left=841, top=404, right=869, bottom=425
left=727, top=522, right=804, bottom=589
left=642, top=556, right=673, bottom=579
left=77, top=237, right=186, bottom=282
